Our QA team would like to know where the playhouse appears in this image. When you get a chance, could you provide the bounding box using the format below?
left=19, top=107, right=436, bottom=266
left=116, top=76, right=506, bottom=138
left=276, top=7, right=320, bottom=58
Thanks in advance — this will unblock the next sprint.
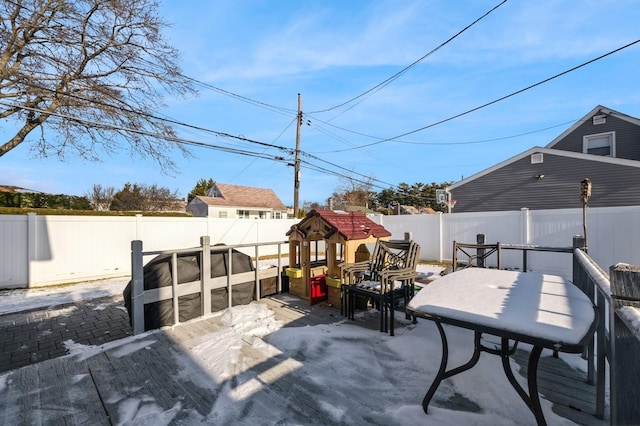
left=285, top=210, right=392, bottom=306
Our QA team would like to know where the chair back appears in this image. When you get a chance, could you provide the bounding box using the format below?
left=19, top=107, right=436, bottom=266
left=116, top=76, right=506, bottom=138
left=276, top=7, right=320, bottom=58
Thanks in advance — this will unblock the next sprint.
left=452, top=241, right=502, bottom=271
left=370, top=240, right=420, bottom=279
left=342, top=239, right=420, bottom=284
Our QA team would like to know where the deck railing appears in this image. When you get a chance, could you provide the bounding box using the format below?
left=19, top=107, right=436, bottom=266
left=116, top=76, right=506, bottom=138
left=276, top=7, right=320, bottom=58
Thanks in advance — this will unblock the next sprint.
left=606, top=263, right=640, bottom=424
left=572, top=242, right=611, bottom=421
left=500, top=243, right=573, bottom=271
left=130, top=236, right=288, bottom=335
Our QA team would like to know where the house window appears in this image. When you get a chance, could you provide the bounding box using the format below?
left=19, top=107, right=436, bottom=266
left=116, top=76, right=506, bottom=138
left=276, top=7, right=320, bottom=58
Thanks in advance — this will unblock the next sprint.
left=259, top=211, right=266, bottom=219
left=218, top=211, right=227, bottom=218
left=274, top=212, right=282, bottom=219
left=238, top=210, right=250, bottom=219
left=583, top=132, right=615, bottom=157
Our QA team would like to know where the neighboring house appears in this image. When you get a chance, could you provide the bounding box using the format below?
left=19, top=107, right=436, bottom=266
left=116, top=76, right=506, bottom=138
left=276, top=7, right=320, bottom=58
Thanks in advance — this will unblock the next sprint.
left=341, top=205, right=377, bottom=215
left=186, top=183, right=288, bottom=219
left=394, top=205, right=438, bottom=215
left=0, top=185, right=42, bottom=193
left=386, top=205, right=438, bottom=215
left=419, top=207, right=438, bottom=214
left=447, top=105, right=640, bottom=212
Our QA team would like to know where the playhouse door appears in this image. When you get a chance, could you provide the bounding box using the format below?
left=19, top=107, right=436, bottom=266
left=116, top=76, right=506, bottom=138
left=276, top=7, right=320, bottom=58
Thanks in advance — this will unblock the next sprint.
left=309, top=275, right=328, bottom=306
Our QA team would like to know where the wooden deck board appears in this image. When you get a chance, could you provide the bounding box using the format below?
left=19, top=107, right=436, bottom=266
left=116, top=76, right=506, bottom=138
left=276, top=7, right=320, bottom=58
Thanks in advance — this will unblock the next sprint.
left=37, top=358, right=109, bottom=425
left=0, top=356, right=109, bottom=425
left=87, top=333, right=219, bottom=424
left=0, top=294, right=609, bottom=425
left=0, top=362, right=42, bottom=424
left=512, top=347, right=606, bottom=425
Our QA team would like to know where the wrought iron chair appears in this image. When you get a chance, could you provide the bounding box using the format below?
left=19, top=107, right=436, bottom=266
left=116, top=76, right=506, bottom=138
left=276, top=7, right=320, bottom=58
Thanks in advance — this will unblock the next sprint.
left=451, top=240, right=523, bottom=358
left=452, top=240, right=502, bottom=271
left=341, top=239, right=420, bottom=336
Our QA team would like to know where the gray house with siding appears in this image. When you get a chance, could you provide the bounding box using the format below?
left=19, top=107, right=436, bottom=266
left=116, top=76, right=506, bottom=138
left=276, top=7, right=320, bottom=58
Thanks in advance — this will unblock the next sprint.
left=447, top=105, right=640, bottom=212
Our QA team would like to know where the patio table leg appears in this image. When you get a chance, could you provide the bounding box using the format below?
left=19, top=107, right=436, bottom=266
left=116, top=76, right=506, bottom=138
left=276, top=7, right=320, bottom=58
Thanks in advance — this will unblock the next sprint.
left=422, top=321, right=449, bottom=413
left=422, top=324, right=484, bottom=413
left=499, top=339, right=546, bottom=426
left=527, top=346, right=546, bottom=426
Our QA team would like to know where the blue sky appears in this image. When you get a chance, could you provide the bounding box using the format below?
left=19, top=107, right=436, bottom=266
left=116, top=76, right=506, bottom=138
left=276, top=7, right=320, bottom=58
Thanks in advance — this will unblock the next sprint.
left=2, top=0, right=640, bottom=206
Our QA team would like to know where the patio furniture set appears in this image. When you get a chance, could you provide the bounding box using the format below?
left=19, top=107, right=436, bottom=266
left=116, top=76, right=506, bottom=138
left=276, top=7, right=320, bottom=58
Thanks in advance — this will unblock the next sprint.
left=340, top=239, right=598, bottom=426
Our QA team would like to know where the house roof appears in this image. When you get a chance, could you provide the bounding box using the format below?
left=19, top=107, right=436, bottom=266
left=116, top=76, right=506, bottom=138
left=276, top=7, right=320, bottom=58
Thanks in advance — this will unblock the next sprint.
left=394, top=205, right=438, bottom=215
left=342, top=205, right=377, bottom=214
left=447, top=146, right=640, bottom=191
left=0, top=185, right=42, bottom=193
left=546, top=105, right=640, bottom=149
left=193, top=183, right=287, bottom=210
left=287, top=209, right=391, bottom=241
left=448, top=104, right=640, bottom=193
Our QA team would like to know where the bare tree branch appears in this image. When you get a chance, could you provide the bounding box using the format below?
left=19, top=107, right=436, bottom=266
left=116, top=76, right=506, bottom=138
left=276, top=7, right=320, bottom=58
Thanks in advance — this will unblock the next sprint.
left=0, top=0, right=197, bottom=170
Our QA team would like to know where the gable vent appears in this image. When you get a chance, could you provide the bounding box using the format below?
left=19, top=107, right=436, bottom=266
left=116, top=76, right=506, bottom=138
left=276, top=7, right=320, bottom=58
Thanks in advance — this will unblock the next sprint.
left=531, top=153, right=543, bottom=164
left=593, top=114, right=606, bottom=125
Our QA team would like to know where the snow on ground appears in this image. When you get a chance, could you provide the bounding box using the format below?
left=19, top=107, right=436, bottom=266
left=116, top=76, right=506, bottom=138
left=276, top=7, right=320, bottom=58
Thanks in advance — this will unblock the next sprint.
left=0, top=264, right=592, bottom=424
left=54, top=299, right=581, bottom=425
left=0, top=276, right=130, bottom=315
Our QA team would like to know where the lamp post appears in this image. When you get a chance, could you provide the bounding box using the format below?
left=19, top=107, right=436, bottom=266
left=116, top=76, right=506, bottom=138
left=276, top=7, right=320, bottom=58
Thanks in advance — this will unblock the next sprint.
left=580, top=178, right=592, bottom=249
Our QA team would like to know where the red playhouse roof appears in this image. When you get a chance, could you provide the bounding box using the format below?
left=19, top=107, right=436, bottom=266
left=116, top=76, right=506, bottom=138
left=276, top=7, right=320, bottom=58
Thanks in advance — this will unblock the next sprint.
left=287, top=210, right=391, bottom=241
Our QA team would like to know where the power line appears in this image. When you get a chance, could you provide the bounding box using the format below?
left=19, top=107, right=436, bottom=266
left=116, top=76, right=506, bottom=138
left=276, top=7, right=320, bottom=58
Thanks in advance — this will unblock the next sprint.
left=313, top=118, right=580, bottom=153
left=307, top=0, right=508, bottom=114
left=10, top=79, right=295, bottom=154
left=0, top=0, right=468, bottom=207
left=299, top=158, right=449, bottom=206
left=0, top=101, right=292, bottom=161
left=301, top=151, right=395, bottom=188
left=179, top=73, right=296, bottom=116
left=299, top=159, right=386, bottom=192
left=7, top=71, right=425, bottom=191
left=228, top=117, right=298, bottom=182
left=1, top=100, right=386, bottom=190
left=333, top=37, right=640, bottom=151
left=1, top=101, right=453, bottom=206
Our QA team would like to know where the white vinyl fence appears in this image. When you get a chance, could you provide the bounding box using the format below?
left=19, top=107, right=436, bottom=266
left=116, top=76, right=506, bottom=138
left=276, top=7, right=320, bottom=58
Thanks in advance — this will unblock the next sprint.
left=1, top=206, right=639, bottom=288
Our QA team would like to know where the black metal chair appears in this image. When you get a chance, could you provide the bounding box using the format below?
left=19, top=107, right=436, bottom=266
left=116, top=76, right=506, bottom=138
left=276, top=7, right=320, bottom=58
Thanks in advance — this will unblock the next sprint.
left=452, top=240, right=502, bottom=271
left=341, top=239, right=420, bottom=336
left=451, top=240, right=523, bottom=357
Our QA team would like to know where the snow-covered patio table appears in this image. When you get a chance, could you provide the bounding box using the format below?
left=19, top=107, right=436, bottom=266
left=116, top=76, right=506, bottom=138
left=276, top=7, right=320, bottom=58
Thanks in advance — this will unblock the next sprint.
left=407, top=268, right=597, bottom=426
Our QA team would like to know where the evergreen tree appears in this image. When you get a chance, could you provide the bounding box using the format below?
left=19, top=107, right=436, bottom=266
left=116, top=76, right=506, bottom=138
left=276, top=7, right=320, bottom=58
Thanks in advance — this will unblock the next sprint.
left=187, top=178, right=215, bottom=202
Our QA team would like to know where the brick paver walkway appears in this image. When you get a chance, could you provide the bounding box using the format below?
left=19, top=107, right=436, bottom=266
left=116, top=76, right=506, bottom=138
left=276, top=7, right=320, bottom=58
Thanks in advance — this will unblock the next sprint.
left=0, top=295, right=132, bottom=373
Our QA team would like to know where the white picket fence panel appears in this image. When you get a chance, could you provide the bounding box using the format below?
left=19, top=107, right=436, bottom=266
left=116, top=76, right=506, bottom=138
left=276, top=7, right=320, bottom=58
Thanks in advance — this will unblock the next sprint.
left=1, top=206, right=639, bottom=288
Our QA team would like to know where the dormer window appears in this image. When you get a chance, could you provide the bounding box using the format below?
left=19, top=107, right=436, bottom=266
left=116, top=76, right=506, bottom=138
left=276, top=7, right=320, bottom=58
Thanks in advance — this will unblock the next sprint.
left=583, top=132, right=615, bottom=157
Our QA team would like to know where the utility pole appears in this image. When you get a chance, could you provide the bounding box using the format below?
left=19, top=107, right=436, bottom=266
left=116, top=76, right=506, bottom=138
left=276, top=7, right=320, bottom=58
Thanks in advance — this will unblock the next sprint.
left=293, top=93, right=302, bottom=218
